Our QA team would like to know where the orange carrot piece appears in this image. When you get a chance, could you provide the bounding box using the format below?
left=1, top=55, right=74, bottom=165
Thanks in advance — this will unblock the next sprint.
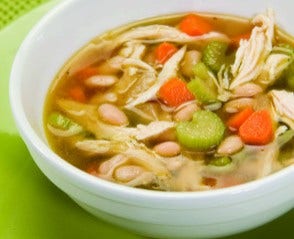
left=202, top=177, right=217, bottom=187
left=158, top=77, right=194, bottom=107
left=155, top=42, right=178, bottom=64
left=75, top=67, right=99, bottom=81
left=227, top=107, right=254, bottom=131
left=68, top=86, right=86, bottom=102
left=239, top=110, right=274, bottom=145
left=179, top=14, right=213, bottom=36
left=231, top=32, right=251, bottom=47
left=86, top=161, right=99, bottom=176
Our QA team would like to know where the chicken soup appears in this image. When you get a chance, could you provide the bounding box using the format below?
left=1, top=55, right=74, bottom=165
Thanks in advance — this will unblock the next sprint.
left=44, top=10, right=294, bottom=191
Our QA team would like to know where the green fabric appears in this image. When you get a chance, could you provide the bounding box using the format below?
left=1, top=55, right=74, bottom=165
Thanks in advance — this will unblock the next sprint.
left=0, top=1, right=292, bottom=238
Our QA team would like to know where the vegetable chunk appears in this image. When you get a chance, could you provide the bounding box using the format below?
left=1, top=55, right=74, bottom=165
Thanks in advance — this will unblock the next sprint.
left=203, top=41, right=228, bottom=72
left=179, top=14, right=213, bottom=36
left=227, top=107, right=254, bottom=131
left=239, top=110, right=274, bottom=145
left=176, top=110, right=225, bottom=150
left=159, top=77, right=194, bottom=107
left=155, top=42, right=178, bottom=64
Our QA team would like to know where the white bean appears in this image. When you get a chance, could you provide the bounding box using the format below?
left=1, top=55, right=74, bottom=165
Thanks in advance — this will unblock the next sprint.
left=96, top=56, right=123, bottom=75
left=99, top=160, right=112, bottom=175
left=90, top=92, right=118, bottom=105
left=85, top=75, right=118, bottom=88
left=98, top=103, right=129, bottom=126
left=155, top=129, right=177, bottom=142
left=224, top=98, right=254, bottom=113
left=217, top=135, right=244, bottom=155
left=233, top=83, right=263, bottom=98
left=114, top=165, right=145, bottom=182
left=174, top=103, right=199, bottom=122
left=154, top=141, right=181, bottom=157
left=181, top=50, right=202, bottom=77
left=99, top=154, right=127, bottom=175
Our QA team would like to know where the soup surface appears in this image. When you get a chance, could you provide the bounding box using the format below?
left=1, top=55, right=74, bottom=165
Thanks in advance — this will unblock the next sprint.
left=44, top=10, right=294, bottom=191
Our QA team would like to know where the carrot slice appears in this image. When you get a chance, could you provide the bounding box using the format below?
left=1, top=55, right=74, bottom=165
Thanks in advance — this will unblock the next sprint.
left=158, top=77, right=194, bottom=107
left=231, top=32, right=251, bottom=47
left=75, top=67, right=99, bottom=81
left=227, top=107, right=254, bottom=131
left=179, top=14, right=212, bottom=36
left=68, top=86, right=86, bottom=102
left=155, top=42, right=178, bottom=64
left=86, top=161, right=99, bottom=176
left=202, top=177, right=217, bottom=187
left=239, top=110, right=274, bottom=145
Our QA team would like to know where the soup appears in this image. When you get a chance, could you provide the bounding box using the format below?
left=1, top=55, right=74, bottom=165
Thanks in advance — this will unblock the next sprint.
left=44, top=10, right=294, bottom=191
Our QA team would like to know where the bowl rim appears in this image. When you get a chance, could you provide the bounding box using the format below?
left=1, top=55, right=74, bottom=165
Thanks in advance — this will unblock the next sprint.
left=9, top=0, right=294, bottom=205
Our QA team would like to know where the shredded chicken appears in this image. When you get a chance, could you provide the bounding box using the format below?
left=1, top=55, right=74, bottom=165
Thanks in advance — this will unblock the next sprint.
left=126, top=102, right=172, bottom=122
left=230, top=9, right=275, bottom=89
left=57, top=99, right=135, bottom=140
left=59, top=42, right=115, bottom=79
left=258, top=53, right=292, bottom=85
left=119, top=42, right=150, bottom=76
left=131, top=121, right=175, bottom=141
left=59, top=99, right=176, bottom=143
left=119, top=42, right=146, bottom=58
left=116, top=24, right=230, bottom=45
left=270, top=90, right=294, bottom=129
left=96, top=147, right=170, bottom=188
left=121, top=58, right=155, bottom=73
left=124, top=172, right=156, bottom=187
left=125, top=46, right=187, bottom=108
left=215, top=9, right=292, bottom=102
left=98, top=154, right=129, bottom=180
left=76, top=140, right=127, bottom=156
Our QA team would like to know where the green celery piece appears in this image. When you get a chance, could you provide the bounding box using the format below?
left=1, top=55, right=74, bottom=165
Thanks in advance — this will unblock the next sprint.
left=285, top=62, right=294, bottom=90
left=202, top=41, right=228, bottom=72
left=277, top=129, right=294, bottom=147
left=209, top=156, right=232, bottom=166
left=274, top=43, right=294, bottom=55
left=48, top=112, right=84, bottom=136
left=187, top=77, right=217, bottom=104
left=48, top=112, right=71, bottom=130
left=192, top=62, right=216, bottom=89
left=192, top=62, right=212, bottom=81
left=176, top=110, right=225, bottom=150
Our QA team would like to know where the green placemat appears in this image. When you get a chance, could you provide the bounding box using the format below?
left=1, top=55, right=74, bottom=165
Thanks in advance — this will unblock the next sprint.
left=0, top=1, right=293, bottom=238
left=0, top=0, right=50, bottom=29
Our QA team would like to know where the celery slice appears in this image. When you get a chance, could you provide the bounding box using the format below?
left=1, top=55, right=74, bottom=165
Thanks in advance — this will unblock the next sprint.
left=48, top=112, right=84, bottom=137
left=192, top=62, right=212, bottom=81
left=209, top=156, right=232, bottom=166
left=176, top=110, right=225, bottom=150
left=285, top=62, right=294, bottom=90
left=48, top=112, right=72, bottom=130
left=202, top=41, right=228, bottom=72
left=187, top=77, right=217, bottom=104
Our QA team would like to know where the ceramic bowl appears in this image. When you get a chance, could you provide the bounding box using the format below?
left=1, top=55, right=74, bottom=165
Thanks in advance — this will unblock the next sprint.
left=9, top=0, right=294, bottom=238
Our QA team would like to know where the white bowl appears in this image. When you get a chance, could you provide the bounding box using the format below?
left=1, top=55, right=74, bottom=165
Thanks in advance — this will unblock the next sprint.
left=9, top=0, right=294, bottom=238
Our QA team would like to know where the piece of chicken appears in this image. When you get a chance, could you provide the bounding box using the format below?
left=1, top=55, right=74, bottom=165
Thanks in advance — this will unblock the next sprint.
left=125, top=46, right=187, bottom=108
left=230, top=9, right=275, bottom=89
left=116, top=24, right=229, bottom=45
left=131, top=121, right=175, bottom=141
left=258, top=53, right=292, bottom=86
left=270, top=90, right=294, bottom=129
